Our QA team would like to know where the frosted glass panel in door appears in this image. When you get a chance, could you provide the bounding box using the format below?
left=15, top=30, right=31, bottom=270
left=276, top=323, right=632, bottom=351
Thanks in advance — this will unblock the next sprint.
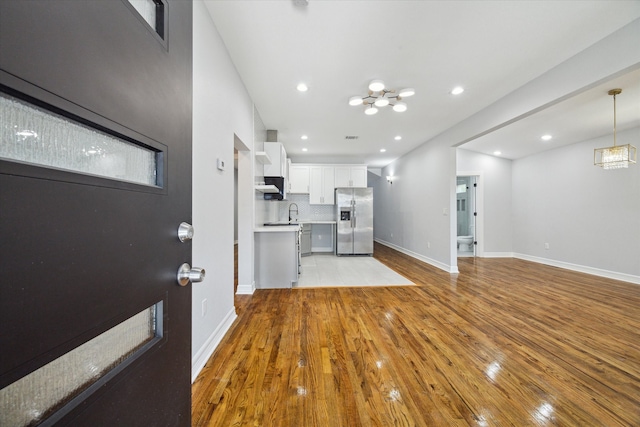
left=0, top=303, right=160, bottom=427
left=127, top=0, right=157, bottom=30
left=0, top=93, right=158, bottom=186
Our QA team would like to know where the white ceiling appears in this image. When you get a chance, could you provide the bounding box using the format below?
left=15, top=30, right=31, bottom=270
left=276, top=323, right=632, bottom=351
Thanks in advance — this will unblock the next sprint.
left=205, top=1, right=640, bottom=167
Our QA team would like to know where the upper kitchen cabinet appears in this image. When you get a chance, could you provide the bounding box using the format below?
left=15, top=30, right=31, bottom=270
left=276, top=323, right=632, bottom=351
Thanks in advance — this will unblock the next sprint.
left=309, top=166, right=335, bottom=205
left=263, top=142, right=287, bottom=177
left=289, top=164, right=310, bottom=194
left=334, top=165, right=367, bottom=188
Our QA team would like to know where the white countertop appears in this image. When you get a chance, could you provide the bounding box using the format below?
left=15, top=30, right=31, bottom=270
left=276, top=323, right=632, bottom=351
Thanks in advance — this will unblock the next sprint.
left=254, top=220, right=336, bottom=232
left=254, top=225, right=301, bottom=232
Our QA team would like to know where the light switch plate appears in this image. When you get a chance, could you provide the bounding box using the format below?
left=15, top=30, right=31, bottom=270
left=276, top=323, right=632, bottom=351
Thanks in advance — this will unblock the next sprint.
left=217, top=158, right=225, bottom=171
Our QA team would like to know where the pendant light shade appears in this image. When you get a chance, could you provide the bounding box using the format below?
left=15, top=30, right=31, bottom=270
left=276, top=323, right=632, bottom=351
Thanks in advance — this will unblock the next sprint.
left=368, top=80, right=385, bottom=92
left=392, top=102, right=407, bottom=112
left=374, top=97, right=390, bottom=107
left=594, top=89, right=637, bottom=170
left=349, top=96, right=364, bottom=106
left=398, top=88, right=415, bottom=97
left=365, top=105, right=378, bottom=115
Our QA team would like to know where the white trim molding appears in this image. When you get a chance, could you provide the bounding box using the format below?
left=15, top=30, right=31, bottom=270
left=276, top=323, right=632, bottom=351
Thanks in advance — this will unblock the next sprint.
left=376, top=239, right=458, bottom=274
left=482, top=252, right=515, bottom=258
left=514, top=253, right=640, bottom=285
left=191, top=307, right=237, bottom=383
left=236, top=281, right=256, bottom=295
left=375, top=241, right=639, bottom=285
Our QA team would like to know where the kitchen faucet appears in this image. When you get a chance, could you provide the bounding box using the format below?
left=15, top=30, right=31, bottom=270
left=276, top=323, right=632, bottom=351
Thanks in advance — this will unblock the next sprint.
left=288, top=203, right=299, bottom=223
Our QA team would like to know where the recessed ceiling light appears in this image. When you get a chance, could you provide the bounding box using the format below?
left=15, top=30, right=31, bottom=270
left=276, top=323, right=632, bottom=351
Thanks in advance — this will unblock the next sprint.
left=380, top=148, right=386, bottom=153
left=394, top=135, right=402, bottom=141
left=302, top=148, right=308, bottom=152
left=296, top=83, right=308, bottom=92
left=493, top=151, right=502, bottom=156
left=541, top=134, right=552, bottom=141
left=451, top=86, right=464, bottom=95
left=301, top=135, right=308, bottom=140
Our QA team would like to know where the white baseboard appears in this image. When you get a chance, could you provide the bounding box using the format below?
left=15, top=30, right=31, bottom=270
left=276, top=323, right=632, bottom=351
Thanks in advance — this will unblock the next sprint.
left=513, top=253, right=640, bottom=285
left=236, top=281, right=256, bottom=295
left=375, top=240, right=639, bottom=285
left=191, top=307, right=237, bottom=383
left=375, top=239, right=457, bottom=273
left=482, top=252, right=515, bottom=258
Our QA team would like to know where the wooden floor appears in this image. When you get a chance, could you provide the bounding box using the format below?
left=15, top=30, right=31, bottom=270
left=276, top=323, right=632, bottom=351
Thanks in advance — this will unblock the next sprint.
left=193, top=243, right=640, bottom=426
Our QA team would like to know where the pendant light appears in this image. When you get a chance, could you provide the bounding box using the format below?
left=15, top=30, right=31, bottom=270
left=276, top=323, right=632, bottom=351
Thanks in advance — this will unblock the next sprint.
left=594, top=89, right=637, bottom=170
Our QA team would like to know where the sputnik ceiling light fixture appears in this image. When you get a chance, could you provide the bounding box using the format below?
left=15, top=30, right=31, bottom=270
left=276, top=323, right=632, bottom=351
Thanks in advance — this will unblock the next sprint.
left=349, top=80, right=415, bottom=115
left=594, top=89, right=637, bottom=170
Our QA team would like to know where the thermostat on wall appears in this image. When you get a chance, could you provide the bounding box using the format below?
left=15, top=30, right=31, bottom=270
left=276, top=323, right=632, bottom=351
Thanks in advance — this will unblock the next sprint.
left=217, top=158, right=225, bottom=171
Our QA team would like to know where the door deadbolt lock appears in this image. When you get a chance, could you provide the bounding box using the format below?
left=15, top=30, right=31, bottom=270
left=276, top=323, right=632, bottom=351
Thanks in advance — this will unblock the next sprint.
left=178, top=222, right=194, bottom=242
left=177, top=263, right=205, bottom=286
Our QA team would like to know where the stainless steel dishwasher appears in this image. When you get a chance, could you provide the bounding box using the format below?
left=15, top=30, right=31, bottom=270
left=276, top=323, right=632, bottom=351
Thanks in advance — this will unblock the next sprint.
left=300, top=223, right=312, bottom=256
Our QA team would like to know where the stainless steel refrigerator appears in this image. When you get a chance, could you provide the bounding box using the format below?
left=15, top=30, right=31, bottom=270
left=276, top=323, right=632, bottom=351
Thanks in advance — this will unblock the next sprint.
left=335, top=187, right=373, bottom=255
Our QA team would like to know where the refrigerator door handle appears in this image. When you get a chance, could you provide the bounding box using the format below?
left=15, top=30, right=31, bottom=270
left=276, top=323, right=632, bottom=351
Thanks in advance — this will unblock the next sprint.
left=352, top=204, right=356, bottom=228
left=350, top=206, right=355, bottom=228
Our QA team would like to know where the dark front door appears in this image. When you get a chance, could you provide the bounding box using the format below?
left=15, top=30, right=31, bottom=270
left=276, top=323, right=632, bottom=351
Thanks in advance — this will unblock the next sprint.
left=0, top=1, right=192, bottom=425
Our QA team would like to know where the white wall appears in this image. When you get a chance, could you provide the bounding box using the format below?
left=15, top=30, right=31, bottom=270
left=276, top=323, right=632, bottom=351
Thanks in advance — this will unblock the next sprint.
left=512, top=127, right=640, bottom=281
left=376, top=140, right=457, bottom=272
left=457, top=149, right=513, bottom=256
left=374, top=19, right=640, bottom=275
left=192, top=1, right=256, bottom=380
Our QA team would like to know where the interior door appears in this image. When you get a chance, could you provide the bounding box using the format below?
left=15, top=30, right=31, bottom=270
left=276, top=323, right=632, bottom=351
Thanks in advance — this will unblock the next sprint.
left=0, top=1, right=193, bottom=426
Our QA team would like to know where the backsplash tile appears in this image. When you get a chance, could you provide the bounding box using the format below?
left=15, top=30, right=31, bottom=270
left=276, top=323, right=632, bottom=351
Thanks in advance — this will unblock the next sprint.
left=276, top=194, right=335, bottom=222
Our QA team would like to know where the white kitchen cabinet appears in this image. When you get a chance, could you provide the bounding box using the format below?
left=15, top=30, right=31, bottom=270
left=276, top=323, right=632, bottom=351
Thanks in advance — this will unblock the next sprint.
left=334, top=165, right=367, bottom=187
left=289, top=164, right=310, bottom=193
left=309, top=166, right=335, bottom=205
left=254, top=229, right=298, bottom=289
left=263, top=142, right=287, bottom=177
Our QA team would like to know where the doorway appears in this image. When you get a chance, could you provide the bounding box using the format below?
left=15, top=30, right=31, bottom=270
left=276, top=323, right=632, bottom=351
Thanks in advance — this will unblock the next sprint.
left=456, top=176, right=477, bottom=257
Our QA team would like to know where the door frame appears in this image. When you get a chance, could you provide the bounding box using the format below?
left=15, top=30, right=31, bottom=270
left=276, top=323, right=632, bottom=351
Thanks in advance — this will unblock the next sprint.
left=457, top=171, right=484, bottom=257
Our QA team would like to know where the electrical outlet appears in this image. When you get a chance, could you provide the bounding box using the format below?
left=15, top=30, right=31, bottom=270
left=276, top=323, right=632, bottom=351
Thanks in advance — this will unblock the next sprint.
left=201, top=299, right=207, bottom=317
left=427, top=241, right=431, bottom=248
left=390, top=233, right=393, bottom=238
left=544, top=243, right=550, bottom=250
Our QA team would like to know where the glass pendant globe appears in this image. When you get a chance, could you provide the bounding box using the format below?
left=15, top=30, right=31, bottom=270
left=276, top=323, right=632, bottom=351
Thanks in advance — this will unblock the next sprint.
left=365, top=106, right=378, bottom=115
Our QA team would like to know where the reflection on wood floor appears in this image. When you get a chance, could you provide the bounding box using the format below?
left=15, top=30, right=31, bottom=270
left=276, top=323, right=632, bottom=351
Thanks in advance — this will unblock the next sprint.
left=193, top=242, right=640, bottom=426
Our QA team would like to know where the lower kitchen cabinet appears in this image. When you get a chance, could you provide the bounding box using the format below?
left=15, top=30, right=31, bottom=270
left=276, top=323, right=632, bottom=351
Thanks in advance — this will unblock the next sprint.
left=300, top=223, right=312, bottom=256
left=254, top=229, right=299, bottom=289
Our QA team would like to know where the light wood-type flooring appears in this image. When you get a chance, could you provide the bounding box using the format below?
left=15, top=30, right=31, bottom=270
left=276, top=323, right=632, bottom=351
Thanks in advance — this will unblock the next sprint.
left=194, top=243, right=640, bottom=426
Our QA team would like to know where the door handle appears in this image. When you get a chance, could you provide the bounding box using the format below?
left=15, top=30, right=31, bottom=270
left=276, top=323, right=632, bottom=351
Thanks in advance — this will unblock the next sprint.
left=177, top=263, right=205, bottom=286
